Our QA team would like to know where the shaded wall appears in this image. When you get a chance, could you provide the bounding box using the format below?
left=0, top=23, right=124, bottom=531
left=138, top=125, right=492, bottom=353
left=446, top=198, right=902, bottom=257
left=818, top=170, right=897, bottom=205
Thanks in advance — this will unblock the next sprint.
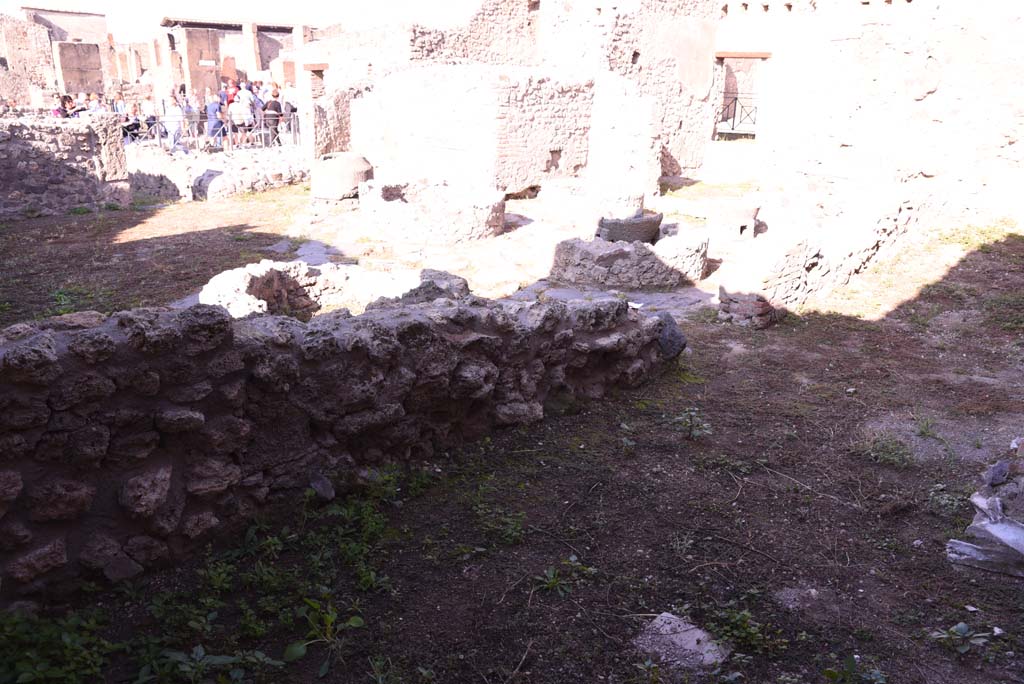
left=0, top=297, right=679, bottom=600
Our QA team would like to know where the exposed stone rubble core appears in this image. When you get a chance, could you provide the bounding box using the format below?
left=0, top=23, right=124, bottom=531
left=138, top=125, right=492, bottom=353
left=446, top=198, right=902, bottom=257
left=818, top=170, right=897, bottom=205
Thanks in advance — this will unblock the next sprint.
left=0, top=294, right=683, bottom=600
left=198, top=260, right=423, bottom=319
left=0, top=113, right=129, bottom=218
left=717, top=287, right=780, bottom=330
left=551, top=237, right=709, bottom=291
left=126, top=145, right=310, bottom=202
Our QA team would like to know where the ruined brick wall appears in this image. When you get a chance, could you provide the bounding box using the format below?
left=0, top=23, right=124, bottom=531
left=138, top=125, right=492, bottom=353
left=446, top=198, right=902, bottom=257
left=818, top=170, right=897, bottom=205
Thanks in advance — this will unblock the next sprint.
left=410, top=0, right=540, bottom=66
left=0, top=113, right=128, bottom=218
left=0, top=14, right=57, bottom=105
left=495, top=75, right=593, bottom=192
left=351, top=64, right=593, bottom=192
left=0, top=298, right=681, bottom=599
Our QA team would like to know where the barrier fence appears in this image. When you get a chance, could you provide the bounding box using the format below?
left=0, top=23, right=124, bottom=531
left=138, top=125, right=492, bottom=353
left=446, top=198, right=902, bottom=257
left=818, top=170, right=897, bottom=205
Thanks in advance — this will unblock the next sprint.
left=715, top=92, right=757, bottom=138
left=122, top=111, right=301, bottom=152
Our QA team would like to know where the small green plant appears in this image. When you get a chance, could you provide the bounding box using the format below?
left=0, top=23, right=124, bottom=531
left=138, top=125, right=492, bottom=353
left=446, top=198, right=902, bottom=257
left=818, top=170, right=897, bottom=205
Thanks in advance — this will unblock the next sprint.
left=709, top=608, right=788, bottom=655
left=822, top=656, right=887, bottom=684
left=23, top=206, right=43, bottom=218
left=68, top=206, right=92, bottom=215
left=929, top=622, right=991, bottom=655
left=674, top=408, right=712, bottom=440
left=474, top=502, right=525, bottom=544
left=915, top=416, right=938, bottom=439
left=534, top=566, right=571, bottom=597
left=633, top=657, right=661, bottom=684
left=282, top=598, right=365, bottom=677
left=856, top=433, right=912, bottom=468
left=198, top=558, right=236, bottom=593
left=367, top=656, right=401, bottom=684
left=102, top=202, right=123, bottom=211
left=0, top=610, right=118, bottom=683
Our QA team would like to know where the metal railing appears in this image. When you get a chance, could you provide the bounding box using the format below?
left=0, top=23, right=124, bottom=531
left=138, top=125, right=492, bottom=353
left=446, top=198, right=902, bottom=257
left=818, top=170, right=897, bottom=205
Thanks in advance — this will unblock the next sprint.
left=122, top=111, right=301, bottom=152
left=715, top=92, right=757, bottom=138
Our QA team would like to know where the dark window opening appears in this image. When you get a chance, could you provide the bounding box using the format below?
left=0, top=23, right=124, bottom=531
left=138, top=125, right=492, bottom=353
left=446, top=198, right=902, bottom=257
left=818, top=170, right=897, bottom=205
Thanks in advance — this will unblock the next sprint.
left=631, top=50, right=640, bottom=65
left=0, top=57, right=8, bottom=71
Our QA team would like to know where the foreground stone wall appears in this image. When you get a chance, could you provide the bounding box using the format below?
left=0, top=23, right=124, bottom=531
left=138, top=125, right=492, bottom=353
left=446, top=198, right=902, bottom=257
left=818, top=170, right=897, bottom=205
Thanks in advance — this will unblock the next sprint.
left=0, top=113, right=128, bottom=218
left=0, top=295, right=682, bottom=600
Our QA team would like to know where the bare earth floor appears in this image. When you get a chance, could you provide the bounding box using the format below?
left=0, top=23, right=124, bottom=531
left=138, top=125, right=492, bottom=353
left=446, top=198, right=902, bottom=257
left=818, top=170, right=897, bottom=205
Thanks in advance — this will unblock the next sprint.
left=1, top=193, right=1023, bottom=684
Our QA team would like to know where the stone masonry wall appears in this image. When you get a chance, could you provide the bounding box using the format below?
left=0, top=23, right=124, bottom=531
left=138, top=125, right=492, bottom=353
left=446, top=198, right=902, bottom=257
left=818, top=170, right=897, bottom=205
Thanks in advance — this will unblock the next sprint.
left=0, top=296, right=683, bottom=601
left=0, top=14, right=57, bottom=106
left=0, top=113, right=128, bottom=219
left=410, top=0, right=539, bottom=66
left=496, top=75, right=593, bottom=193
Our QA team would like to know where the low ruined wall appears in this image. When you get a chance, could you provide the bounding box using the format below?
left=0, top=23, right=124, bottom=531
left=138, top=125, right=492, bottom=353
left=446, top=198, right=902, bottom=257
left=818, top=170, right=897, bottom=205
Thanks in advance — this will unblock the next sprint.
left=126, top=145, right=310, bottom=202
left=0, top=113, right=128, bottom=218
left=0, top=296, right=682, bottom=600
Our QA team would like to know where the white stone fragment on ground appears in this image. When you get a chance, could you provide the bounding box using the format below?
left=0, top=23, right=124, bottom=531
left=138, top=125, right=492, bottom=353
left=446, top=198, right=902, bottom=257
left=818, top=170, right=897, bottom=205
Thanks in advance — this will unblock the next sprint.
left=633, top=613, right=729, bottom=670
left=948, top=460, right=1024, bottom=578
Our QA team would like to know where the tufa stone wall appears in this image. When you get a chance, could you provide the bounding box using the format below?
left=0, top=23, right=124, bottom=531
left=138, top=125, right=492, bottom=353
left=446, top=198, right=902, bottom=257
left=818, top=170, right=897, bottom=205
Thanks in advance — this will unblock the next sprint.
left=0, top=113, right=128, bottom=218
left=0, top=295, right=683, bottom=600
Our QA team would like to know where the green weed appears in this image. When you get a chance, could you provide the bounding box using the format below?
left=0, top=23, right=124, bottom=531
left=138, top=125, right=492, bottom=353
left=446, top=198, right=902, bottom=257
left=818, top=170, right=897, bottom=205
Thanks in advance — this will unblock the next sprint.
left=855, top=433, right=912, bottom=468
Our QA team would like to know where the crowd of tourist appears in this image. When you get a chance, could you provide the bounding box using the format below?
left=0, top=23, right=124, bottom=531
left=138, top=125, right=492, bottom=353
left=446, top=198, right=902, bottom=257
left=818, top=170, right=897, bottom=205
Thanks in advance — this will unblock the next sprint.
left=50, top=79, right=297, bottom=153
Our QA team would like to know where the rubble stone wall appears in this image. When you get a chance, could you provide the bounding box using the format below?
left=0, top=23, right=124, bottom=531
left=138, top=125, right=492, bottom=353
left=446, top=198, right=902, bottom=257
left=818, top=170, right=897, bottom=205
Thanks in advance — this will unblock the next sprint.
left=0, top=14, right=57, bottom=106
left=0, top=297, right=681, bottom=601
left=496, top=75, right=593, bottom=193
left=410, top=0, right=539, bottom=66
left=0, top=113, right=128, bottom=218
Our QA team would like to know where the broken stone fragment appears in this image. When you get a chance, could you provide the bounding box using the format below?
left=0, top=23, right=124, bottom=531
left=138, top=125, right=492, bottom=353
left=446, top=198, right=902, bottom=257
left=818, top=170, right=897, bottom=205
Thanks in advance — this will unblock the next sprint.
left=309, top=473, right=336, bottom=501
left=119, top=465, right=172, bottom=518
left=6, top=538, right=67, bottom=583
left=634, top=613, right=729, bottom=671
left=0, top=470, right=23, bottom=505
left=27, top=479, right=96, bottom=521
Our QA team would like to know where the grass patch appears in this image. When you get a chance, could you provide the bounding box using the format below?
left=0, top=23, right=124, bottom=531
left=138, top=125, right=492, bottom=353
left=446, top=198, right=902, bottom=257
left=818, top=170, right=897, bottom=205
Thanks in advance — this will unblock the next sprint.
left=68, top=206, right=93, bottom=215
left=982, top=293, right=1024, bottom=331
left=855, top=433, right=913, bottom=468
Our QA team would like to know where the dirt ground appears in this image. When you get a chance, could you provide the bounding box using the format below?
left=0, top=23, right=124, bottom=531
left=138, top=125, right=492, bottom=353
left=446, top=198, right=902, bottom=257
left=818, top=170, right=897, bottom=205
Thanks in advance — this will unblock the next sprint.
left=1, top=197, right=1022, bottom=684
left=0, top=188, right=307, bottom=326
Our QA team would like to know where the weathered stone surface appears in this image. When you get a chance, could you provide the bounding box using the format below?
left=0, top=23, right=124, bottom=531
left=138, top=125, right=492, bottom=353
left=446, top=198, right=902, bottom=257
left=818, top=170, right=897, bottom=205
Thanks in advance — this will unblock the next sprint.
left=0, top=331, right=60, bottom=384
left=79, top=533, right=144, bottom=582
left=596, top=213, right=663, bottom=243
left=0, top=115, right=127, bottom=220
left=634, top=613, right=729, bottom=671
left=311, top=152, right=373, bottom=200
left=6, top=538, right=67, bottom=583
left=551, top=238, right=702, bottom=290
left=0, top=471, right=23, bottom=504
left=0, top=521, right=32, bottom=550
left=27, top=480, right=96, bottom=521
left=186, top=459, right=242, bottom=496
left=155, top=409, right=205, bottom=433
left=182, top=511, right=220, bottom=539
left=718, top=287, right=781, bottom=330
left=359, top=180, right=506, bottom=245
left=124, top=535, right=170, bottom=566
left=49, top=372, right=116, bottom=411
left=119, top=466, right=172, bottom=518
